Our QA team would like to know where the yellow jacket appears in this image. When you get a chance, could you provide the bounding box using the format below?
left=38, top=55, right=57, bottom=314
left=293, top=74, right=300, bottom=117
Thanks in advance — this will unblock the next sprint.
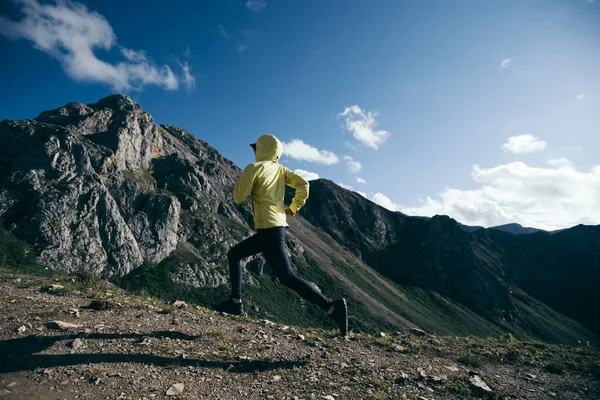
left=234, top=134, right=309, bottom=229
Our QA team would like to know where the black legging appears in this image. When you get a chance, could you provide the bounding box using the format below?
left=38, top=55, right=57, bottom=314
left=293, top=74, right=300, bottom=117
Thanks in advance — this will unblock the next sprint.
left=228, top=227, right=331, bottom=310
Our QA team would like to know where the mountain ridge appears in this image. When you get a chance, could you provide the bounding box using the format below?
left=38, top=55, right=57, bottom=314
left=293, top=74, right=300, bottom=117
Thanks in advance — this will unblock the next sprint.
left=1, top=94, right=598, bottom=344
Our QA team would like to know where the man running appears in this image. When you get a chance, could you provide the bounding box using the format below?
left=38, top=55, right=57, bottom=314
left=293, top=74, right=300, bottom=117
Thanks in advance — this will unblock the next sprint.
left=215, top=134, right=348, bottom=336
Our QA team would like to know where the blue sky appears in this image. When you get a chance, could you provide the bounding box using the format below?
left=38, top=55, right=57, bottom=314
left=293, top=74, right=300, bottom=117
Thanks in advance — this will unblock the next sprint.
left=1, top=0, right=599, bottom=230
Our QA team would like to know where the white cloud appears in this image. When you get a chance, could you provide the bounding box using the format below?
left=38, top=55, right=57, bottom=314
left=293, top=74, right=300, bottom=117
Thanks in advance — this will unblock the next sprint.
left=356, top=177, right=367, bottom=184
left=237, top=45, right=248, bottom=53
left=282, top=139, right=339, bottom=165
left=577, top=93, right=585, bottom=100
left=402, top=161, right=600, bottom=230
left=343, top=156, right=362, bottom=174
left=371, top=192, right=399, bottom=212
left=585, top=0, right=595, bottom=4
left=218, top=25, right=230, bottom=39
left=338, top=105, right=390, bottom=149
left=500, top=58, right=513, bottom=68
left=502, top=135, right=547, bottom=154
left=0, top=0, right=191, bottom=92
left=179, top=61, right=195, bottom=92
left=547, top=158, right=573, bottom=168
left=246, top=0, right=267, bottom=11
left=294, top=169, right=320, bottom=181
left=240, top=29, right=260, bottom=37
left=337, top=183, right=353, bottom=190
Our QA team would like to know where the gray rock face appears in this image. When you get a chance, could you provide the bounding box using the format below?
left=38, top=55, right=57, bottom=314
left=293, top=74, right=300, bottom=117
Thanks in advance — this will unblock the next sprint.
left=0, top=94, right=249, bottom=278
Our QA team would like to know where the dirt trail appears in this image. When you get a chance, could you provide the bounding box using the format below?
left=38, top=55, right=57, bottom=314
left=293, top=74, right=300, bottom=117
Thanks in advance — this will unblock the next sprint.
left=0, top=275, right=599, bottom=400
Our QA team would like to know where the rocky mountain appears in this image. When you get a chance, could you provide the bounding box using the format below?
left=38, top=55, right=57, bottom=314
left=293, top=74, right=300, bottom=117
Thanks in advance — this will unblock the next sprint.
left=1, top=95, right=598, bottom=344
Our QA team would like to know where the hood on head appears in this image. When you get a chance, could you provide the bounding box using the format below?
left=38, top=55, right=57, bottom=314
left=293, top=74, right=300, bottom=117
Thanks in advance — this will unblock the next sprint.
left=254, top=134, right=283, bottom=162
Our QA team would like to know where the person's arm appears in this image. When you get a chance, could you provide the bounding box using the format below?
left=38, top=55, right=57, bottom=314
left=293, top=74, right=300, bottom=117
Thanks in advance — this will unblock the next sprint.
left=234, top=164, right=257, bottom=204
left=284, top=167, right=309, bottom=214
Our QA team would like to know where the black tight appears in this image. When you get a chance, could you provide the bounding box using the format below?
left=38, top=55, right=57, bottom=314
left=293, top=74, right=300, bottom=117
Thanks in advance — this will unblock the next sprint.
left=228, top=227, right=331, bottom=310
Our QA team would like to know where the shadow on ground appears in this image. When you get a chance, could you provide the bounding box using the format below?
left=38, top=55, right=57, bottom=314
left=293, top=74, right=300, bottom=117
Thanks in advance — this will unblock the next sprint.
left=0, top=331, right=308, bottom=374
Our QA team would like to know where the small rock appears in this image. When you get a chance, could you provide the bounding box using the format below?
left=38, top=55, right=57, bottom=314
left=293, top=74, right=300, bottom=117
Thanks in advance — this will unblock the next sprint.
left=395, top=372, right=408, bottom=384
left=394, top=345, right=406, bottom=352
left=46, top=320, right=82, bottom=330
left=262, top=319, right=275, bottom=326
left=87, top=300, right=111, bottom=310
left=251, top=305, right=260, bottom=312
left=92, top=377, right=101, bottom=385
left=409, top=328, right=427, bottom=337
left=297, top=334, right=305, bottom=341
left=525, top=374, right=537, bottom=381
left=41, top=284, right=64, bottom=293
left=272, top=375, right=282, bottom=382
left=13, top=278, right=22, bottom=283
left=0, top=390, right=11, bottom=397
left=469, top=375, right=493, bottom=395
left=71, top=338, right=83, bottom=350
left=444, top=365, right=459, bottom=372
left=166, top=383, right=184, bottom=396
left=378, top=332, right=386, bottom=338
left=340, top=363, right=349, bottom=368
left=68, top=308, right=79, bottom=317
left=6, top=383, right=16, bottom=388
left=171, top=300, right=187, bottom=309
left=322, top=396, right=335, bottom=400
left=17, top=325, right=27, bottom=334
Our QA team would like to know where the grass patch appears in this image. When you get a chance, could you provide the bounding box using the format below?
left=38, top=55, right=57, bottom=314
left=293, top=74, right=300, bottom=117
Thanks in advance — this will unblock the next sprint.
left=457, top=353, right=484, bottom=368
left=544, top=361, right=566, bottom=374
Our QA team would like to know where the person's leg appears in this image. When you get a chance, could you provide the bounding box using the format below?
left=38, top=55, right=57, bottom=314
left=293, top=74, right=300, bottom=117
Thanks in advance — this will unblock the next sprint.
left=228, top=232, right=263, bottom=300
left=261, top=227, right=332, bottom=311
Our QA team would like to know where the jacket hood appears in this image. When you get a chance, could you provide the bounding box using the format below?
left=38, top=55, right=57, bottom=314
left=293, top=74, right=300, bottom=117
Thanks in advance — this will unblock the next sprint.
left=254, top=134, right=283, bottom=162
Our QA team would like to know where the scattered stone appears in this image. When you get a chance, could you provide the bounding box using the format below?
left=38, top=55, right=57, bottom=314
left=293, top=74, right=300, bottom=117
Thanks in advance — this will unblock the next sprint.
left=262, top=319, right=275, bottom=326
left=469, top=375, right=493, bottom=396
left=92, top=377, right=102, bottom=385
left=395, top=372, right=408, bottom=384
left=409, top=328, right=427, bottom=337
left=322, top=396, right=335, bottom=400
left=166, top=383, right=184, bottom=396
left=444, top=365, right=459, bottom=372
left=6, top=383, right=16, bottom=389
left=108, top=373, right=122, bottom=378
left=87, top=300, right=111, bottom=311
left=68, top=308, right=79, bottom=317
left=297, top=334, right=305, bottom=341
left=46, top=320, right=82, bottom=330
left=0, top=390, right=11, bottom=397
left=41, top=284, right=64, bottom=293
left=13, top=278, right=22, bottom=283
left=251, top=305, right=260, bottom=312
left=171, top=300, right=187, bottom=308
left=378, top=332, right=386, bottom=338
left=525, top=374, right=537, bottom=381
left=272, top=375, right=282, bottom=382
left=226, top=364, right=236, bottom=372
left=394, top=345, right=406, bottom=352
left=17, top=325, right=27, bottom=334
left=428, top=375, right=446, bottom=383
left=70, top=338, right=83, bottom=350
left=340, top=363, right=349, bottom=368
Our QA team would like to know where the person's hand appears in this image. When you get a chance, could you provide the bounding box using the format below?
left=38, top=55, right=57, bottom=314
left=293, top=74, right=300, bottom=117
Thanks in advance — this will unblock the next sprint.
left=285, top=207, right=295, bottom=217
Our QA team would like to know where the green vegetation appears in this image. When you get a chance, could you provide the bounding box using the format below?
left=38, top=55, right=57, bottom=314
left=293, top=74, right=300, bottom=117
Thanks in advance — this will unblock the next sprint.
left=457, top=353, right=484, bottom=368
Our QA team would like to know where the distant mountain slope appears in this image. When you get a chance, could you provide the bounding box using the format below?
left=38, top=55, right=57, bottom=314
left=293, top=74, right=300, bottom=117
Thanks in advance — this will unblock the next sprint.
left=1, top=95, right=597, bottom=344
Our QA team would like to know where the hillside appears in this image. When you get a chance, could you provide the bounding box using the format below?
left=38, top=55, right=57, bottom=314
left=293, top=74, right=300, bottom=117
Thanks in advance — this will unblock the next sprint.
left=1, top=270, right=599, bottom=399
left=0, top=94, right=598, bottom=345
